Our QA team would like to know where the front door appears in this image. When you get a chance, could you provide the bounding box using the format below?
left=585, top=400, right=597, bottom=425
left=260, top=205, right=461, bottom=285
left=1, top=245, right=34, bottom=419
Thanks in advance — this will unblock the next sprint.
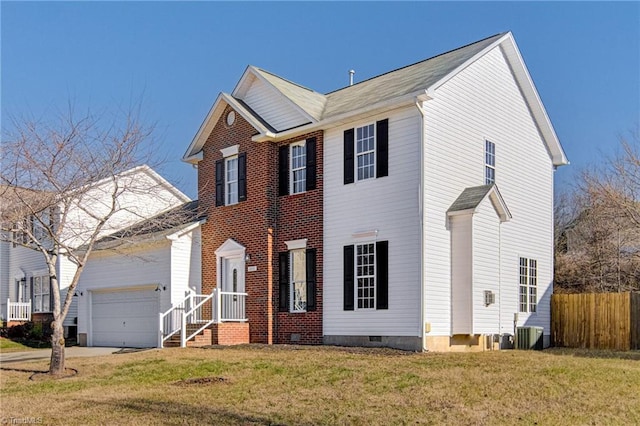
left=222, top=257, right=244, bottom=294
left=221, top=257, right=245, bottom=320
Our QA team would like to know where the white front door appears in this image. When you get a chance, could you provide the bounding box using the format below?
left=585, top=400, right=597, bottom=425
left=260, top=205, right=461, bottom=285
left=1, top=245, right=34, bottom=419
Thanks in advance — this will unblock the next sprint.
left=222, top=257, right=244, bottom=293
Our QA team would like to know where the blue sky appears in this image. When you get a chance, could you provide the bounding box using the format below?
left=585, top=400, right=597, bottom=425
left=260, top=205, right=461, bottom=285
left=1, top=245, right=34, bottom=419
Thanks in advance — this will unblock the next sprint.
left=2, top=2, right=639, bottom=199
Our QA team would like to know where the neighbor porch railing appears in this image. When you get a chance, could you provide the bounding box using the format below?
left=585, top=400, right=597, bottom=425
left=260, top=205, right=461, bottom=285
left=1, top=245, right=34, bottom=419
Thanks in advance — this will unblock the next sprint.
left=158, top=289, right=248, bottom=348
left=7, top=299, right=31, bottom=322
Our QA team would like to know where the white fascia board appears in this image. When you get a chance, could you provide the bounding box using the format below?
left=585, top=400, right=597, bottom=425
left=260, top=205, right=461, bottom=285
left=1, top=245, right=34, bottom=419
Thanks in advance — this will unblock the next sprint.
left=487, top=185, right=512, bottom=222
left=236, top=66, right=318, bottom=126
left=252, top=91, right=422, bottom=143
left=498, top=37, right=568, bottom=166
left=166, top=220, right=204, bottom=241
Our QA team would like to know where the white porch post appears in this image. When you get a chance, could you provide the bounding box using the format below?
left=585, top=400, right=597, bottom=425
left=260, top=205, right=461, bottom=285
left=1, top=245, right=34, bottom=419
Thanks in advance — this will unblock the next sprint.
left=216, top=288, right=222, bottom=323
left=158, top=313, right=163, bottom=348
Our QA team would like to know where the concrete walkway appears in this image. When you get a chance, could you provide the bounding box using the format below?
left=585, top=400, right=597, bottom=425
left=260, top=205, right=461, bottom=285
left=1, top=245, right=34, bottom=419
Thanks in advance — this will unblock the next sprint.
left=0, top=346, right=124, bottom=364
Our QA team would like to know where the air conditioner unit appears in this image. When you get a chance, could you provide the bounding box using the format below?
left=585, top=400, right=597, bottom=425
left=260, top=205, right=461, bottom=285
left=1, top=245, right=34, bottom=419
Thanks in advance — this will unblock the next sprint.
left=516, top=326, right=543, bottom=350
left=484, top=290, right=495, bottom=306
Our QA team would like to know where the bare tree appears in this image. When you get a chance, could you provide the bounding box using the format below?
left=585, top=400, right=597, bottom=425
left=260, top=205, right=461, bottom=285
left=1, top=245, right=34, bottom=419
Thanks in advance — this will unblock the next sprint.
left=0, top=105, right=191, bottom=376
left=555, top=129, right=640, bottom=293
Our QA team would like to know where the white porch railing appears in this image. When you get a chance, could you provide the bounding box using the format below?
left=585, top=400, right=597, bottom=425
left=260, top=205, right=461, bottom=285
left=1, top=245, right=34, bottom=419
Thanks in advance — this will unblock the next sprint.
left=158, top=289, right=248, bottom=348
left=7, top=299, right=31, bottom=322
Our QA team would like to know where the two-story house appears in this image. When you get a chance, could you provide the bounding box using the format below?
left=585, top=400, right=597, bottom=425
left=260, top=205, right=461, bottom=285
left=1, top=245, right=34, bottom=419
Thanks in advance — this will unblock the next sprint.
left=181, top=32, right=568, bottom=351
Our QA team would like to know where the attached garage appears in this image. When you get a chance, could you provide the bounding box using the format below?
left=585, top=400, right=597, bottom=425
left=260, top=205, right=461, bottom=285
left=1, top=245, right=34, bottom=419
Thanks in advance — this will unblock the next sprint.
left=91, top=286, right=159, bottom=348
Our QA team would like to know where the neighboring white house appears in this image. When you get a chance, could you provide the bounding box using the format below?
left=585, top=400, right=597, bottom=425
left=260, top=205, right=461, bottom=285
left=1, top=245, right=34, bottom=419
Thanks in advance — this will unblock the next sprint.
left=0, top=165, right=192, bottom=341
left=76, top=200, right=203, bottom=348
left=182, top=31, right=568, bottom=351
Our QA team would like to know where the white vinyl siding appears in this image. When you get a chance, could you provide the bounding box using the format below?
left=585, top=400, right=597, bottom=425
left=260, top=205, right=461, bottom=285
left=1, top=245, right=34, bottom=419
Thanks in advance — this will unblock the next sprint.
left=423, top=46, right=554, bottom=338
left=241, top=77, right=309, bottom=132
left=324, top=107, right=422, bottom=337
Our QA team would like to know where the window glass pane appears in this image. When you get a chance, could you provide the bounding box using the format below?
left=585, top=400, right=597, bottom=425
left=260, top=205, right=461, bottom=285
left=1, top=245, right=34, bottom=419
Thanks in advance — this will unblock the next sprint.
left=356, top=243, right=375, bottom=309
left=226, top=157, right=238, bottom=205
left=356, top=124, right=375, bottom=181
left=290, top=249, right=307, bottom=312
left=290, top=143, right=306, bottom=195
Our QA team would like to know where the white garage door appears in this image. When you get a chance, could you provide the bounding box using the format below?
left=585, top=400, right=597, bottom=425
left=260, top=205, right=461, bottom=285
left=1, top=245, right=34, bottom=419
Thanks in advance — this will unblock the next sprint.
left=91, top=287, right=159, bottom=348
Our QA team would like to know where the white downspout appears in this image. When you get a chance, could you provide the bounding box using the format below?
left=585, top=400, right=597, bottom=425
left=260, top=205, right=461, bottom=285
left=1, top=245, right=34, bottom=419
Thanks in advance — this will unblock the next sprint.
left=415, top=98, right=427, bottom=351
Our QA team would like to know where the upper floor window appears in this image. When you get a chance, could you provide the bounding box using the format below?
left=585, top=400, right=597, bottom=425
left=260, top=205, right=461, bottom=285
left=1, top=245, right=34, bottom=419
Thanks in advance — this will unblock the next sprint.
left=215, top=148, right=246, bottom=207
left=226, top=156, right=238, bottom=205
left=519, top=257, right=537, bottom=313
left=356, top=124, right=375, bottom=181
left=485, top=140, right=496, bottom=185
left=279, top=137, right=317, bottom=196
left=290, top=142, right=307, bottom=195
left=344, top=119, right=388, bottom=184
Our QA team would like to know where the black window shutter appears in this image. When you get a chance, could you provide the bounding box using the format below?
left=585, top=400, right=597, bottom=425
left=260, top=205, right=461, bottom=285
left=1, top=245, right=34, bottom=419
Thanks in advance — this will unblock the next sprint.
left=306, top=248, right=317, bottom=311
left=344, top=129, right=355, bottom=184
left=278, top=252, right=289, bottom=312
left=376, top=119, right=389, bottom=178
left=376, top=240, right=389, bottom=310
left=215, top=159, right=224, bottom=207
left=306, top=137, right=317, bottom=191
left=238, top=153, right=247, bottom=202
left=343, top=245, right=354, bottom=310
left=279, top=145, right=289, bottom=196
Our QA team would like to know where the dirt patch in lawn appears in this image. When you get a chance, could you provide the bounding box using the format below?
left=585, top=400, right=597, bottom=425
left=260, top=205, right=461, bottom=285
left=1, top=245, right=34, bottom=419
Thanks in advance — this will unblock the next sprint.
left=174, top=376, right=229, bottom=386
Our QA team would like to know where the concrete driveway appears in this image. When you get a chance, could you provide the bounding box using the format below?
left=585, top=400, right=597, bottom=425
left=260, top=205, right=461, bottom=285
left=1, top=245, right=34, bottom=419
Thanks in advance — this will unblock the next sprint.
left=0, top=346, right=127, bottom=364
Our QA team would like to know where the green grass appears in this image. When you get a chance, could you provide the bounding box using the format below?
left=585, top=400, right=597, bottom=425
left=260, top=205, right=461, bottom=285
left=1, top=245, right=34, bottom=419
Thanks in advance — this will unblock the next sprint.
left=1, top=345, right=639, bottom=425
left=0, top=337, right=41, bottom=352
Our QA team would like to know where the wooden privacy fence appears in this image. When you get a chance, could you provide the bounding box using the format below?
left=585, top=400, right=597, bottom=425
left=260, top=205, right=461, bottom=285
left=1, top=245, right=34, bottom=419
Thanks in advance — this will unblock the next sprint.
left=551, top=292, right=640, bottom=351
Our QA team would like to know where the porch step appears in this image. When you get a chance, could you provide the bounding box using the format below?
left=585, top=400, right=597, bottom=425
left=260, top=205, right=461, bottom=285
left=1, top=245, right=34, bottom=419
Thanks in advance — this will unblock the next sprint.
left=164, top=325, right=212, bottom=348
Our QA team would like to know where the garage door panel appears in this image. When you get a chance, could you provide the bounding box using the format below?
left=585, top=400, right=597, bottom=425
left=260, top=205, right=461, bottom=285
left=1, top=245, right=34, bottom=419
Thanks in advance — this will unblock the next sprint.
left=91, top=288, right=159, bottom=348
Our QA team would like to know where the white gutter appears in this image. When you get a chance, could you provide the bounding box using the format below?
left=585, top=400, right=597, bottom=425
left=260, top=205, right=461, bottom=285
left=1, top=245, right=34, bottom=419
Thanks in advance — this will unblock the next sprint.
left=415, top=97, right=427, bottom=352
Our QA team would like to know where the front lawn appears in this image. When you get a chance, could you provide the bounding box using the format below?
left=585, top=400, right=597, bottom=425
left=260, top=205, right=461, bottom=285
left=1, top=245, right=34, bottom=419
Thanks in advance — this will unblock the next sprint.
left=1, top=345, right=638, bottom=425
left=0, top=337, right=40, bottom=353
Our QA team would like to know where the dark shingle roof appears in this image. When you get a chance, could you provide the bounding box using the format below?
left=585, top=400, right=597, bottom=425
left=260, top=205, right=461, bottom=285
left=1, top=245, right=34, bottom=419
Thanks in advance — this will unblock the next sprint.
left=447, top=185, right=495, bottom=213
left=92, top=200, right=203, bottom=250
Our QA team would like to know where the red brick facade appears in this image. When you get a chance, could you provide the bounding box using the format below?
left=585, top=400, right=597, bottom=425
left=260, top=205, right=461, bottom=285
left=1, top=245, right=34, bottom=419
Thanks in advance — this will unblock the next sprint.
left=199, top=105, right=323, bottom=345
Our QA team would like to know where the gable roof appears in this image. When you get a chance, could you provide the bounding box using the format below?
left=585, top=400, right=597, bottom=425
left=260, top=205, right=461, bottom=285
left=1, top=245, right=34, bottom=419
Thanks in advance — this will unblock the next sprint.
left=322, top=33, right=505, bottom=120
left=184, top=32, right=567, bottom=166
left=447, top=184, right=512, bottom=222
left=91, top=200, right=204, bottom=250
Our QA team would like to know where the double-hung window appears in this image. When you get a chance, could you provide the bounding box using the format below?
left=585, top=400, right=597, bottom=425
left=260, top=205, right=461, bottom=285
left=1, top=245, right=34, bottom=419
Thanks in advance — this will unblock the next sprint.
left=290, top=249, right=307, bottom=312
left=343, top=240, right=388, bottom=311
left=519, top=257, right=537, bottom=313
left=225, top=156, right=238, bottom=205
left=215, top=147, right=246, bottom=207
left=290, top=142, right=306, bottom=195
left=356, top=243, right=376, bottom=309
left=278, top=243, right=316, bottom=313
left=356, top=124, right=375, bottom=181
left=279, top=138, right=316, bottom=196
left=343, top=119, right=388, bottom=184
left=33, top=275, right=50, bottom=313
left=485, top=140, right=496, bottom=184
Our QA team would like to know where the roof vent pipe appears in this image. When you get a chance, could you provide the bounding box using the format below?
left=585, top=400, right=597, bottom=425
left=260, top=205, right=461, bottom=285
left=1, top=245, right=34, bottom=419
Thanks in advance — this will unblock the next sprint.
left=349, top=69, right=355, bottom=86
